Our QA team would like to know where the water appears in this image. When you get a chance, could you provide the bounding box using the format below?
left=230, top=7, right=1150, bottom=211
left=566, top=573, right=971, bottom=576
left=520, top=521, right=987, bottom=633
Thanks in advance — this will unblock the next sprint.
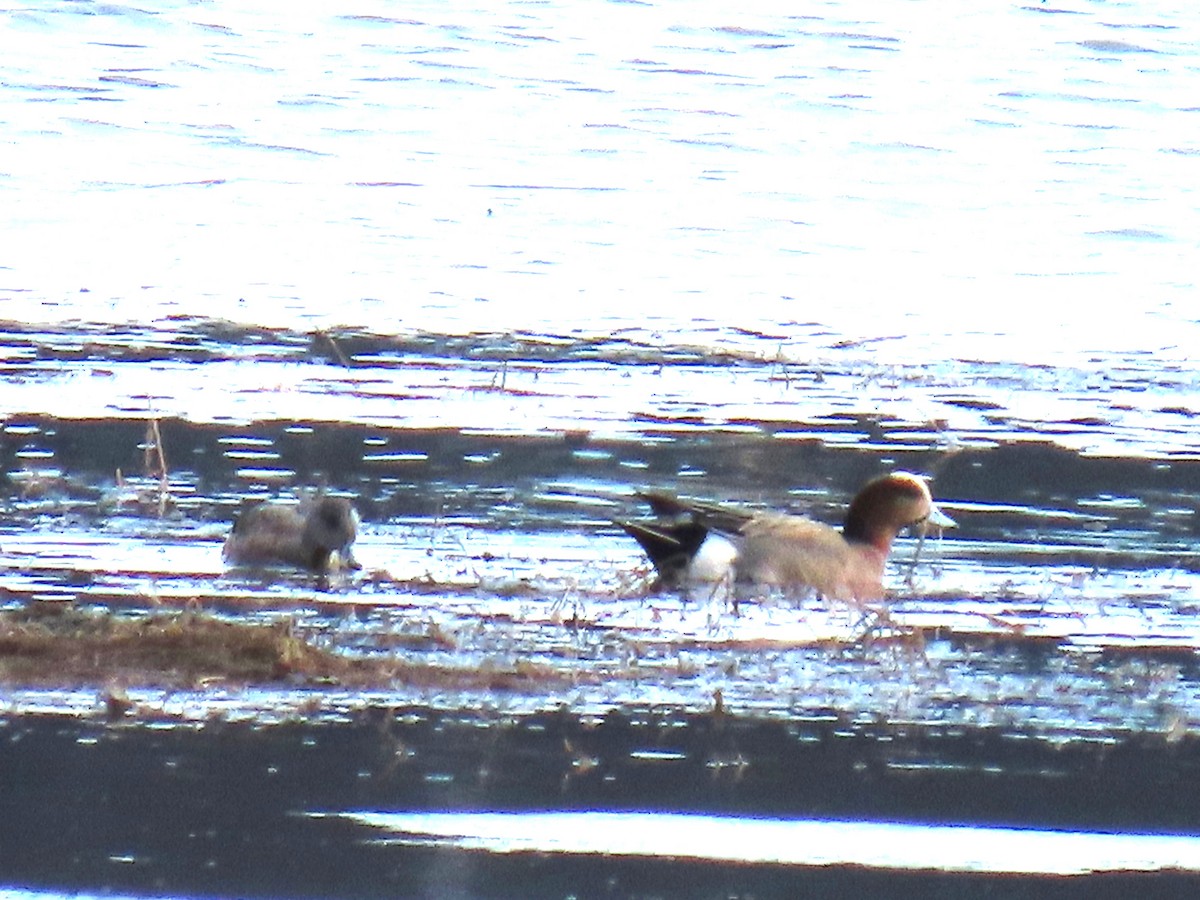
left=3, top=712, right=1200, bottom=899
left=350, top=810, right=1200, bottom=875
left=2, top=1, right=1200, bottom=897
left=3, top=1, right=1198, bottom=342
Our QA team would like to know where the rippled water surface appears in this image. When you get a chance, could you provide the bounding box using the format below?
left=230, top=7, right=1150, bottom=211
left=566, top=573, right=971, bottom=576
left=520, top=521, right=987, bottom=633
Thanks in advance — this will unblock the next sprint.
left=2, top=0, right=1200, bottom=896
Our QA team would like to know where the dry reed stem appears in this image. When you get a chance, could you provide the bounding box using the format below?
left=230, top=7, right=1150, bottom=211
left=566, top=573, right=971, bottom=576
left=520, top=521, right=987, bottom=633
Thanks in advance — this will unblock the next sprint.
left=143, top=418, right=171, bottom=517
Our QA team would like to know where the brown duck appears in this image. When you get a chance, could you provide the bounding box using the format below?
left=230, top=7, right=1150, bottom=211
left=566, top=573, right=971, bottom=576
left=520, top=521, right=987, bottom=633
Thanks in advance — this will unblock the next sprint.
left=618, top=472, right=953, bottom=601
left=223, top=495, right=360, bottom=574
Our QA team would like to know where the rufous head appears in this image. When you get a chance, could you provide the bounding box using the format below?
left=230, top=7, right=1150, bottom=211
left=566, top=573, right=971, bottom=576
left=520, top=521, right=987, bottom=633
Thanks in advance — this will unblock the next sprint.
left=843, top=472, right=954, bottom=552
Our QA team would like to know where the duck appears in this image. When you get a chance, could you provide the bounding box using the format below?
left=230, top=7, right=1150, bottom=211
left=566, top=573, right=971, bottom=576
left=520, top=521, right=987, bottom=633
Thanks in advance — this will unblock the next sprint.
left=222, top=495, right=360, bottom=574
left=617, top=472, right=953, bottom=601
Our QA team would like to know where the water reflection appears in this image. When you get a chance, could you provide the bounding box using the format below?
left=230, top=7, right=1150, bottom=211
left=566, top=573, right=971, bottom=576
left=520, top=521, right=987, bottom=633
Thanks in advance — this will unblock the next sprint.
left=3, top=710, right=1199, bottom=899
left=348, top=809, right=1200, bottom=875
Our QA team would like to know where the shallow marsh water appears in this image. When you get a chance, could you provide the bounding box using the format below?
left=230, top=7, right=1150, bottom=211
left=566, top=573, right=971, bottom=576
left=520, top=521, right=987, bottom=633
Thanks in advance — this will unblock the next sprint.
left=5, top=323, right=1200, bottom=898
left=3, top=0, right=1200, bottom=896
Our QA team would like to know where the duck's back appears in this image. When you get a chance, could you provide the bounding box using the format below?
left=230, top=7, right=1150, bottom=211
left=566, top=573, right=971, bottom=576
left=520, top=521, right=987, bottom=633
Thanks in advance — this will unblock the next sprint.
left=736, top=514, right=887, bottom=600
left=223, top=505, right=311, bottom=569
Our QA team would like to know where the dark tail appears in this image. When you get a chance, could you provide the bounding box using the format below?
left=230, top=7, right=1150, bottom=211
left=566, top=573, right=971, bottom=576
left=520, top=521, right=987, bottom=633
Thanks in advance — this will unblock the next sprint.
left=620, top=490, right=761, bottom=585
left=634, top=489, right=756, bottom=535
left=616, top=517, right=710, bottom=586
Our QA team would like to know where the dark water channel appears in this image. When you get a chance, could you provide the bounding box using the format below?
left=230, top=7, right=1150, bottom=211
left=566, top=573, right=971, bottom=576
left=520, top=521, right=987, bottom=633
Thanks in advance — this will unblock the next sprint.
left=3, top=319, right=1200, bottom=896
left=4, top=709, right=1200, bottom=899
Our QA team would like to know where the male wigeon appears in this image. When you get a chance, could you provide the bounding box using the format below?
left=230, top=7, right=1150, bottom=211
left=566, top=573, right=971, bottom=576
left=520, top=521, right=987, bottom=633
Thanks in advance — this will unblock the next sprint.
left=618, top=472, right=953, bottom=601
left=222, top=495, right=360, bottom=574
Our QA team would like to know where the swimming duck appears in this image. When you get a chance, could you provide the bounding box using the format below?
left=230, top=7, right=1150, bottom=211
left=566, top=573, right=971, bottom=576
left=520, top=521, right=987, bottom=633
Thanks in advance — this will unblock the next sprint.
left=222, top=495, right=360, bottom=574
left=618, top=472, right=953, bottom=601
